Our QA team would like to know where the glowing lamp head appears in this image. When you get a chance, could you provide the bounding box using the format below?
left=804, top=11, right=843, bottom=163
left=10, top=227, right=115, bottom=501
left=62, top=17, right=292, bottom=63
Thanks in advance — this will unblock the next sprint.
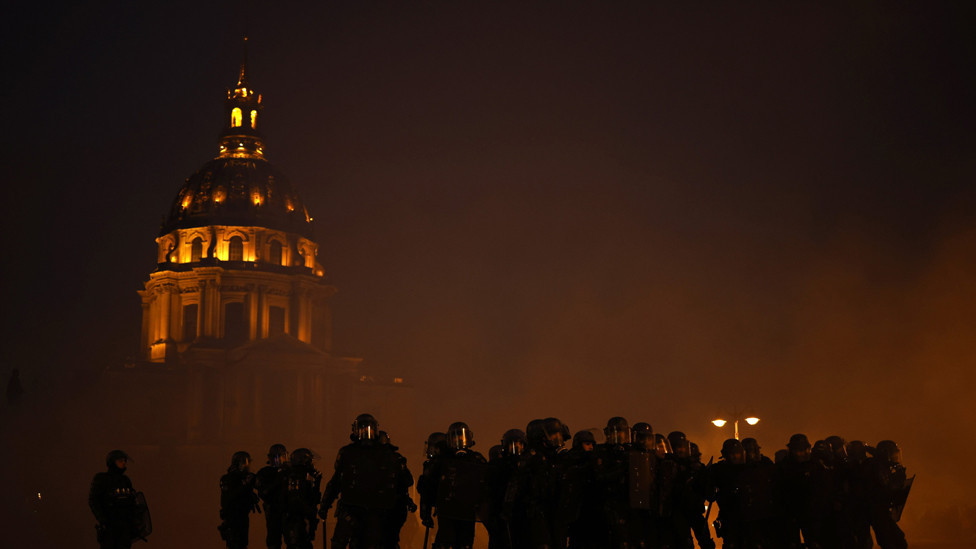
left=745, top=417, right=760, bottom=426
left=712, top=419, right=727, bottom=427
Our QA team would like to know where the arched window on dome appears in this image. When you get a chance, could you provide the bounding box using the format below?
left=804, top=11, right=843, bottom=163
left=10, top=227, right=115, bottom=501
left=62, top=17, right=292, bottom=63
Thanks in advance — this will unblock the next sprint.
left=228, top=236, right=244, bottom=261
left=231, top=107, right=242, bottom=128
left=269, top=240, right=283, bottom=266
left=190, top=237, right=203, bottom=262
left=250, top=110, right=258, bottom=129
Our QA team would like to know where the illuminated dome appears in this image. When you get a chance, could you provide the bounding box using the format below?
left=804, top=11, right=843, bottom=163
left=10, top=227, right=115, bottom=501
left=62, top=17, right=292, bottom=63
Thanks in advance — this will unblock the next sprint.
left=163, top=157, right=314, bottom=239
left=161, top=39, right=313, bottom=239
left=141, top=38, right=334, bottom=364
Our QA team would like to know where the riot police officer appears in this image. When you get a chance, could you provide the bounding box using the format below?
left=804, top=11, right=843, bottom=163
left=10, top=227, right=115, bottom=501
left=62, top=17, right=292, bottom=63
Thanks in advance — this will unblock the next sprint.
left=667, top=432, right=714, bottom=549
left=256, top=444, right=289, bottom=549
left=864, top=441, right=910, bottom=549
left=593, top=416, right=636, bottom=549
left=515, top=417, right=568, bottom=549
left=778, top=434, right=817, bottom=549
left=564, top=430, right=602, bottom=549
left=629, top=422, right=657, bottom=548
left=384, top=431, right=418, bottom=549
left=424, top=422, right=488, bottom=549
left=846, top=441, right=873, bottom=549
left=89, top=450, right=145, bottom=549
left=709, top=439, right=746, bottom=549
left=486, top=429, right=526, bottom=549
left=220, top=451, right=259, bottom=548
left=321, top=414, right=414, bottom=549
left=418, top=431, right=448, bottom=535
left=820, top=435, right=856, bottom=549
left=651, top=433, right=681, bottom=549
left=736, top=439, right=781, bottom=549
left=572, top=431, right=597, bottom=453
left=283, top=448, right=322, bottom=549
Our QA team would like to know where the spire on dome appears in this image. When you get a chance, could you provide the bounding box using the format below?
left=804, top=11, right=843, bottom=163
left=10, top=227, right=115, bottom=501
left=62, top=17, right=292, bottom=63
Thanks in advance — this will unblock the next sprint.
left=236, top=35, right=250, bottom=89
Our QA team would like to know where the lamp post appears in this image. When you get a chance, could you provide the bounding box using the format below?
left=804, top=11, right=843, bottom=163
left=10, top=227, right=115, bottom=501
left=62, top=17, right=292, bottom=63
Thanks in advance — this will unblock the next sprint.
left=712, top=408, right=760, bottom=440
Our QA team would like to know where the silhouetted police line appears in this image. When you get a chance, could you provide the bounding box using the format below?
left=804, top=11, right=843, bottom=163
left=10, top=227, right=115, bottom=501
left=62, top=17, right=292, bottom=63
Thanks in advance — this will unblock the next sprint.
left=89, top=414, right=912, bottom=549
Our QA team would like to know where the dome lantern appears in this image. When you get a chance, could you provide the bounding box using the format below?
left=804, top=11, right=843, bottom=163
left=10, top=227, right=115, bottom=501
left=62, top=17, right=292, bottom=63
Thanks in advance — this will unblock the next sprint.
left=219, top=35, right=265, bottom=159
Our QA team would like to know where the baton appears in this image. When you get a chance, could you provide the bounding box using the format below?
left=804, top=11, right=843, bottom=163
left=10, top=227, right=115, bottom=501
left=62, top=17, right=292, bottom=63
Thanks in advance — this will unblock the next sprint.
left=423, top=525, right=430, bottom=549
left=322, top=517, right=328, bottom=549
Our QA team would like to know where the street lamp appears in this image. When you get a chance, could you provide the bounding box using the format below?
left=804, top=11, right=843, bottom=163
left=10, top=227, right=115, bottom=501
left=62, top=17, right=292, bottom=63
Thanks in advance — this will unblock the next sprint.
left=712, top=408, right=760, bottom=440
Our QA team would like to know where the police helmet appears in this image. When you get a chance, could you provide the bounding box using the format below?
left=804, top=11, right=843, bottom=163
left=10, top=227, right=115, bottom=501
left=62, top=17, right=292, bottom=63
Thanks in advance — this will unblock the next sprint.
left=667, top=431, right=690, bottom=457
left=543, top=417, right=566, bottom=449
left=631, top=422, right=654, bottom=450
left=267, top=443, right=287, bottom=465
left=501, top=429, right=527, bottom=457
left=352, top=413, right=379, bottom=442
left=787, top=433, right=811, bottom=450
left=290, top=448, right=315, bottom=468
left=604, top=416, right=631, bottom=445
left=447, top=422, right=475, bottom=450
left=846, top=440, right=868, bottom=462
left=230, top=451, right=251, bottom=472
left=425, top=432, right=447, bottom=460
left=875, top=440, right=901, bottom=463
left=654, top=433, right=672, bottom=456
left=721, top=438, right=745, bottom=463
left=741, top=438, right=761, bottom=462
left=825, top=435, right=847, bottom=459
left=105, top=449, right=130, bottom=468
left=526, top=419, right=546, bottom=447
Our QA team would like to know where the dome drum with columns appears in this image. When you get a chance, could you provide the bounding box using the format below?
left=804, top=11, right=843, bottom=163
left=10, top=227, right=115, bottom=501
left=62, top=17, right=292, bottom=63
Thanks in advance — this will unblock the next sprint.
left=139, top=40, right=334, bottom=363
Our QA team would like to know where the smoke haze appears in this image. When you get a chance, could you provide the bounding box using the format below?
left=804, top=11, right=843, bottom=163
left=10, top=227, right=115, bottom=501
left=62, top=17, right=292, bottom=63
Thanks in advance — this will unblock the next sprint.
left=2, top=1, right=975, bottom=546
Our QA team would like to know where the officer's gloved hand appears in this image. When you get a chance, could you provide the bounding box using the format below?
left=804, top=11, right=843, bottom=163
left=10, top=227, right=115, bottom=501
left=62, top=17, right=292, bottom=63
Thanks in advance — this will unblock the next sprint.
left=407, top=500, right=418, bottom=513
left=420, top=504, right=434, bottom=528
left=318, top=504, right=331, bottom=521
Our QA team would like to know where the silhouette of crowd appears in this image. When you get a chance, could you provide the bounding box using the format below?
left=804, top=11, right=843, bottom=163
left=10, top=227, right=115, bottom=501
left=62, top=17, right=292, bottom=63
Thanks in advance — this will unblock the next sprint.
left=89, top=414, right=912, bottom=549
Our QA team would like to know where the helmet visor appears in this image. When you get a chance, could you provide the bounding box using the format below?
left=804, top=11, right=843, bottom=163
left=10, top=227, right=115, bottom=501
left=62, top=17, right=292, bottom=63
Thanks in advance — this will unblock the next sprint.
left=606, top=426, right=631, bottom=445
left=448, top=427, right=471, bottom=450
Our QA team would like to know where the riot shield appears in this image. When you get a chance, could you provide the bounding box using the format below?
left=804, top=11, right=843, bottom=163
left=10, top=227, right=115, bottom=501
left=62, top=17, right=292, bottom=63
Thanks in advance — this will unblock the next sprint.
left=132, top=491, right=152, bottom=541
left=891, top=474, right=915, bottom=522
left=655, top=458, right=679, bottom=517
left=436, top=457, right=489, bottom=521
left=628, top=450, right=654, bottom=511
left=339, top=446, right=399, bottom=510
